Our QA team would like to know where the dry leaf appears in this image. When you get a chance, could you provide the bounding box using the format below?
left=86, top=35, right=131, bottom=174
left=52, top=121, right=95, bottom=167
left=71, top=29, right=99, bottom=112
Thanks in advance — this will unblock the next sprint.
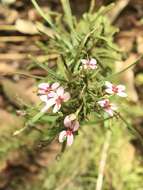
left=1, top=79, right=40, bottom=107
left=0, top=63, right=17, bottom=75
left=15, top=19, right=39, bottom=34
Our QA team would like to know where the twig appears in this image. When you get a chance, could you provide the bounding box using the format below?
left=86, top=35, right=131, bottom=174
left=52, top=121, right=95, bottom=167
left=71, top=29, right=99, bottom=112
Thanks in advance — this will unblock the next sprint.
left=95, top=130, right=111, bottom=190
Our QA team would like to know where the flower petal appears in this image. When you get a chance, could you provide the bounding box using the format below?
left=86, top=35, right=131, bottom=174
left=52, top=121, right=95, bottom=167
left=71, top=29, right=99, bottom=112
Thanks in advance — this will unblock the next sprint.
left=67, top=133, right=74, bottom=146
left=59, top=130, right=67, bottom=143
left=48, top=91, right=57, bottom=98
left=56, top=87, right=64, bottom=96
left=39, top=95, right=48, bottom=102
left=40, top=98, right=56, bottom=113
left=105, top=108, right=114, bottom=117
left=117, top=92, right=127, bottom=97
left=64, top=115, right=71, bottom=128
left=38, top=83, right=49, bottom=90
left=105, top=81, right=113, bottom=88
left=51, top=82, right=60, bottom=90
left=117, top=85, right=126, bottom=91
left=98, top=100, right=106, bottom=107
left=73, top=121, right=80, bottom=131
left=81, top=59, right=87, bottom=65
left=53, top=103, right=61, bottom=113
left=105, top=89, right=114, bottom=94
left=90, top=58, right=97, bottom=69
left=90, top=58, right=97, bottom=65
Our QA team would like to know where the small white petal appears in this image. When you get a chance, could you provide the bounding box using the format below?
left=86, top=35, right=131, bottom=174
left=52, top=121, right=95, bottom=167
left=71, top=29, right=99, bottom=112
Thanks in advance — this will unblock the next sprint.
left=105, top=81, right=113, bottom=88
left=117, top=85, right=126, bottom=91
left=73, top=121, right=80, bottom=132
left=59, top=130, right=67, bottom=143
left=98, top=100, right=106, bottom=107
left=90, top=58, right=97, bottom=65
left=39, top=95, right=48, bottom=102
left=105, top=89, right=114, bottom=94
left=56, top=87, right=64, bottom=96
left=53, top=103, right=61, bottom=113
left=40, top=98, right=56, bottom=113
left=90, top=58, right=97, bottom=69
left=48, top=91, right=57, bottom=98
left=64, top=115, right=71, bottom=128
left=38, top=83, right=49, bottom=89
left=67, top=133, right=74, bottom=146
left=117, top=92, right=127, bottom=97
left=105, top=109, right=114, bottom=117
left=51, top=82, right=60, bottom=90
left=81, top=59, right=87, bottom=64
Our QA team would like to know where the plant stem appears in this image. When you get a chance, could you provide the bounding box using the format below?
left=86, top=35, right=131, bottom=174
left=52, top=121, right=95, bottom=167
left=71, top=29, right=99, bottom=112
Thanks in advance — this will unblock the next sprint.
left=89, top=0, right=96, bottom=13
left=95, top=130, right=111, bottom=190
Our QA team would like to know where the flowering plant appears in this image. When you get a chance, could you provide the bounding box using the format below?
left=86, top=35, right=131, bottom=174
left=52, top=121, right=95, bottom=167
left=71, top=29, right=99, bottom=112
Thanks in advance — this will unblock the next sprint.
left=14, top=1, right=135, bottom=149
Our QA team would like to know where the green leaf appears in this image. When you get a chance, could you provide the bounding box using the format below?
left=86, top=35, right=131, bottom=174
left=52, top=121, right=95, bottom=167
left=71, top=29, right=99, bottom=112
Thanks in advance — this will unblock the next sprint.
left=60, top=0, right=74, bottom=31
left=31, top=0, right=54, bottom=28
left=30, top=55, right=66, bottom=82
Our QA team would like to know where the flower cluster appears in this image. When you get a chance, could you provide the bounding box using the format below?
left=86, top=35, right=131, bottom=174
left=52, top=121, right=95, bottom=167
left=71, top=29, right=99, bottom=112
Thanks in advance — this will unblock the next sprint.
left=98, top=81, right=127, bottom=116
left=81, top=58, right=97, bottom=70
left=37, top=58, right=127, bottom=147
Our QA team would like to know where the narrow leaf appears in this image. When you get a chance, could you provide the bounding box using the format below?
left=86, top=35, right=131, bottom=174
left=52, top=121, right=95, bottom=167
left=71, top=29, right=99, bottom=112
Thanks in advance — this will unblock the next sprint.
left=60, top=0, right=74, bottom=31
left=31, top=0, right=54, bottom=28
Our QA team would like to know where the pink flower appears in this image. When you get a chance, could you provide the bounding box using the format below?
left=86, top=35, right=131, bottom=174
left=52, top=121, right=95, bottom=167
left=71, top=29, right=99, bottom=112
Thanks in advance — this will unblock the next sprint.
left=105, top=81, right=127, bottom=97
left=59, top=130, right=74, bottom=146
left=59, top=114, right=80, bottom=146
left=41, top=86, right=70, bottom=113
left=64, top=114, right=80, bottom=131
left=98, top=99, right=117, bottom=117
left=38, top=82, right=60, bottom=102
left=81, top=58, right=97, bottom=70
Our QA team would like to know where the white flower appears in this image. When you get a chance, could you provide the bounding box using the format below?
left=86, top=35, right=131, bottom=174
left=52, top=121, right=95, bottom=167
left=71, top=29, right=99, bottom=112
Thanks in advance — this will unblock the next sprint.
left=41, top=87, right=70, bottom=113
left=98, top=99, right=117, bottom=117
left=105, top=81, right=127, bottom=97
left=81, top=58, right=97, bottom=70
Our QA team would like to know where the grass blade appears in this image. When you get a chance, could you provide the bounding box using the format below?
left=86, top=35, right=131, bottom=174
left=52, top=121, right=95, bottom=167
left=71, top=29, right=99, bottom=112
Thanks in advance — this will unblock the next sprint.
left=60, top=0, right=74, bottom=31
left=31, top=0, right=54, bottom=28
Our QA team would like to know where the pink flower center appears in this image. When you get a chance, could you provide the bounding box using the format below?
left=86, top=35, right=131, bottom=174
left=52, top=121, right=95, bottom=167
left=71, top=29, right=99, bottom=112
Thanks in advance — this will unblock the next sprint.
left=56, top=96, right=64, bottom=106
left=38, top=87, right=52, bottom=95
left=66, top=130, right=73, bottom=136
left=104, top=100, right=111, bottom=109
left=112, top=86, right=118, bottom=93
